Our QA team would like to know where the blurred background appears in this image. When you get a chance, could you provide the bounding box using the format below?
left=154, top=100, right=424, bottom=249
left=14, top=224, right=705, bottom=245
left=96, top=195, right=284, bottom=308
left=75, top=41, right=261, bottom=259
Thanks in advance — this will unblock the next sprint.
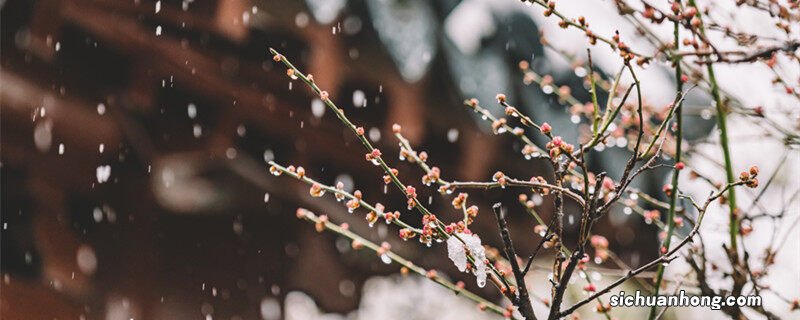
left=1, top=0, right=796, bottom=319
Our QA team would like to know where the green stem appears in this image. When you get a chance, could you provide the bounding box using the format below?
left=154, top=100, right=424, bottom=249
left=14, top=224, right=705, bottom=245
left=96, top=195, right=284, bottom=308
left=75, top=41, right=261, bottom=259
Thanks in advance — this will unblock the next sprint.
left=685, top=0, right=739, bottom=252
left=588, top=50, right=601, bottom=135
left=707, top=67, right=739, bottom=249
left=647, top=13, right=684, bottom=320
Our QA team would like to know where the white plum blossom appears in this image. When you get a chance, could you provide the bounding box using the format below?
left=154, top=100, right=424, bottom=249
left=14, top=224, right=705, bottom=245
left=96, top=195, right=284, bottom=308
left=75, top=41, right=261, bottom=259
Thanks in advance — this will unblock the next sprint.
left=446, top=233, right=487, bottom=287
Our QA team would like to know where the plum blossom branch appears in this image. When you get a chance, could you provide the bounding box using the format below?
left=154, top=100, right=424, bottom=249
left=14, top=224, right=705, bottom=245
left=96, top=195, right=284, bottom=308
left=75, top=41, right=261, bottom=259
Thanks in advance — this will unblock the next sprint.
left=269, top=49, right=516, bottom=299
left=294, top=208, right=511, bottom=318
left=268, top=161, right=421, bottom=233
left=559, top=179, right=754, bottom=317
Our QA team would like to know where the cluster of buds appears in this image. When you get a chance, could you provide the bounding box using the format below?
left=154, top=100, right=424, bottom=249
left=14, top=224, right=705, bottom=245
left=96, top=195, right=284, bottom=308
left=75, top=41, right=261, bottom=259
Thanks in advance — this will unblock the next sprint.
left=465, top=205, right=479, bottom=224
left=521, top=144, right=539, bottom=158
left=419, top=214, right=440, bottom=245
left=426, top=269, right=438, bottom=279
left=406, top=185, right=418, bottom=209
left=421, top=167, right=440, bottom=186
left=543, top=0, right=556, bottom=16
left=269, top=165, right=282, bottom=176
left=346, top=190, right=363, bottom=212
left=438, top=184, right=456, bottom=195
left=543, top=234, right=560, bottom=249
left=546, top=136, right=575, bottom=158
left=376, top=241, right=391, bottom=256
left=405, top=185, right=417, bottom=198
left=365, top=148, right=382, bottom=163
left=335, top=181, right=346, bottom=201
left=383, top=168, right=399, bottom=184
left=644, top=209, right=660, bottom=224
left=529, top=176, right=551, bottom=194
left=491, top=118, right=507, bottom=134
left=384, top=210, right=401, bottom=224
left=540, top=122, right=552, bottom=134
left=365, top=203, right=384, bottom=226
left=444, top=221, right=469, bottom=234
left=452, top=193, right=469, bottom=209
left=673, top=4, right=700, bottom=27
left=315, top=215, right=328, bottom=233
left=585, top=28, right=598, bottom=45
left=504, top=105, right=519, bottom=117
left=492, top=171, right=508, bottom=187
left=590, top=235, right=610, bottom=263
left=617, top=41, right=632, bottom=60
left=399, top=228, right=416, bottom=241
left=523, top=196, right=537, bottom=210
left=682, top=36, right=701, bottom=50
left=399, top=148, right=410, bottom=161
left=739, top=166, right=759, bottom=188
left=294, top=166, right=306, bottom=178
left=309, top=183, right=325, bottom=197
left=641, top=4, right=663, bottom=23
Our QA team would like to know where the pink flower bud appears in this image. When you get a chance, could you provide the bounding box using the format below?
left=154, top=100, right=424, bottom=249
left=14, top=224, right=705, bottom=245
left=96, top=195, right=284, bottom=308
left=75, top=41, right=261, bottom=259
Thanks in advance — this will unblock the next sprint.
left=552, top=136, right=563, bottom=147
left=541, top=122, right=552, bottom=134
left=602, top=177, right=615, bottom=190
left=406, top=185, right=417, bottom=198
left=684, top=6, right=697, bottom=18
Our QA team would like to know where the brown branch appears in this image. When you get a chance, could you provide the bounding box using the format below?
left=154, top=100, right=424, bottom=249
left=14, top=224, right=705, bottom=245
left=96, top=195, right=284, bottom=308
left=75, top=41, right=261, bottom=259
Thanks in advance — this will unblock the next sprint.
left=492, top=203, right=538, bottom=320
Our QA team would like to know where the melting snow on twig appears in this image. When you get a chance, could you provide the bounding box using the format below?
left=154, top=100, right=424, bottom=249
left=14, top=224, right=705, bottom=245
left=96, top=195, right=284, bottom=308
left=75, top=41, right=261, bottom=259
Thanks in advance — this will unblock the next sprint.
left=446, top=233, right=487, bottom=287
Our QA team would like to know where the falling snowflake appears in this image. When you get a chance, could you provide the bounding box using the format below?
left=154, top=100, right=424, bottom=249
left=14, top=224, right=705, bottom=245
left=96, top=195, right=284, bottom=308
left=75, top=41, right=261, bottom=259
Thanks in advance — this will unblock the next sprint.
left=96, top=165, right=111, bottom=183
